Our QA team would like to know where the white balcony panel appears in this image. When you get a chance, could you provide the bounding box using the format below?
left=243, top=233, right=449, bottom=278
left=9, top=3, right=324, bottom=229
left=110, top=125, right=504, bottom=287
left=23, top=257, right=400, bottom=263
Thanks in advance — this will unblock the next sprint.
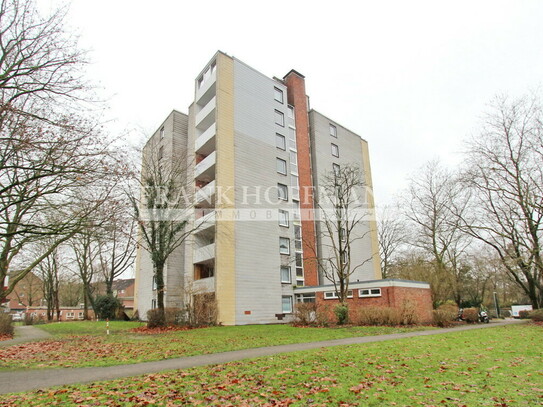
left=195, top=96, right=216, bottom=130
left=194, top=151, right=216, bottom=181
left=195, top=70, right=216, bottom=106
left=195, top=210, right=216, bottom=232
left=194, top=243, right=215, bottom=264
left=195, top=180, right=216, bottom=208
left=195, top=123, right=216, bottom=156
left=192, top=277, right=215, bottom=293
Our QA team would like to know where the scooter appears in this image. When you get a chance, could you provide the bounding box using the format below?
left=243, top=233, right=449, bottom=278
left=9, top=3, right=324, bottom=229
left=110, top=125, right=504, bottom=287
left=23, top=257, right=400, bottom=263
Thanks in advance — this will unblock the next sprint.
left=478, top=310, right=490, bottom=323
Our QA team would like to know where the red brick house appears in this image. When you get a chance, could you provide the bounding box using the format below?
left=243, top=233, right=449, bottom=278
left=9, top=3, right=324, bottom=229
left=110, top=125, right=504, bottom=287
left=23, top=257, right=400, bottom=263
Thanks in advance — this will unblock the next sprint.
left=293, top=279, right=433, bottom=324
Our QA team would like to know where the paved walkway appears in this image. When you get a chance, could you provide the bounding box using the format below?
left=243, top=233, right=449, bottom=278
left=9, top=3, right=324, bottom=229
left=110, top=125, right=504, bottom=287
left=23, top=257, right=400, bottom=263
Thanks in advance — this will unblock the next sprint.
left=0, top=319, right=526, bottom=395
left=0, top=325, right=51, bottom=347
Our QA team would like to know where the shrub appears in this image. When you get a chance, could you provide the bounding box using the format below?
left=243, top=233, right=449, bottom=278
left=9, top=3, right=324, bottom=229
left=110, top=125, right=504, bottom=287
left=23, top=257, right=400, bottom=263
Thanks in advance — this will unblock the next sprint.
left=293, top=302, right=317, bottom=326
left=400, top=300, right=419, bottom=325
left=353, top=306, right=402, bottom=326
left=186, top=293, right=218, bottom=327
left=334, top=304, right=349, bottom=325
left=315, top=303, right=331, bottom=327
left=146, top=308, right=166, bottom=328
left=519, top=310, right=531, bottom=319
left=433, top=309, right=454, bottom=327
left=463, top=307, right=479, bottom=323
left=94, top=295, right=123, bottom=320
left=528, top=309, right=543, bottom=322
left=0, top=313, right=14, bottom=336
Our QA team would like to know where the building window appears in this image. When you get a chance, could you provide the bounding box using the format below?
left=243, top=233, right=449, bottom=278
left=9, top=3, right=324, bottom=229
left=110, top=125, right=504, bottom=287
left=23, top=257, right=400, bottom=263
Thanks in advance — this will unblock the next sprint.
left=277, top=183, right=288, bottom=201
left=151, top=299, right=157, bottom=309
left=279, top=237, right=290, bottom=255
left=330, top=124, right=337, bottom=138
left=78, top=312, right=84, bottom=319
left=324, top=290, right=353, bottom=300
left=288, top=126, right=297, bottom=150
left=280, top=266, right=291, bottom=283
left=293, top=200, right=300, bottom=221
left=331, top=143, right=339, bottom=157
left=275, top=110, right=285, bottom=126
left=290, top=151, right=298, bottom=175
left=340, top=227, right=346, bottom=242
left=295, top=293, right=316, bottom=303
left=66, top=312, right=74, bottom=319
left=274, top=87, right=284, bottom=103
left=278, top=209, right=289, bottom=227
left=276, top=133, right=286, bottom=150
left=291, top=174, right=299, bottom=200
left=158, top=145, right=164, bottom=161
left=282, top=296, right=293, bottom=313
left=276, top=158, right=287, bottom=175
left=152, top=276, right=157, bottom=290
left=333, top=163, right=340, bottom=176
left=359, top=288, right=382, bottom=298
left=288, top=105, right=295, bottom=119
left=160, top=127, right=165, bottom=139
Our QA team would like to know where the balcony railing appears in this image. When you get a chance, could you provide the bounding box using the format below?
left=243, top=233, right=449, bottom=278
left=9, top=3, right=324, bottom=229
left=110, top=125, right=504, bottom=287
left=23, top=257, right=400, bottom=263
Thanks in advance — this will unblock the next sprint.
left=195, top=123, right=216, bottom=156
left=194, top=242, right=215, bottom=264
left=194, top=151, right=216, bottom=181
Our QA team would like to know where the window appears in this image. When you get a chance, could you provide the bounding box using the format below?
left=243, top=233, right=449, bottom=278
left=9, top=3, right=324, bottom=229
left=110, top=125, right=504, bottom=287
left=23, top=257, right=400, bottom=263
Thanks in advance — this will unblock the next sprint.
left=288, top=127, right=297, bottom=150
left=282, top=296, right=293, bottom=313
left=291, top=174, right=299, bottom=200
left=330, top=124, right=337, bottom=138
left=158, top=145, right=164, bottom=161
left=66, top=312, right=74, bottom=319
left=288, top=106, right=295, bottom=119
left=331, top=143, right=339, bottom=157
left=160, top=126, right=165, bottom=139
left=293, top=201, right=300, bottom=221
left=333, top=163, right=340, bottom=176
left=279, top=237, right=290, bottom=255
left=340, top=227, right=346, bottom=242
left=276, top=133, right=286, bottom=150
left=152, top=276, right=157, bottom=290
left=280, top=266, right=291, bottom=283
left=78, top=312, right=84, bottom=319
left=275, top=110, right=285, bottom=126
left=295, top=252, right=303, bottom=267
left=359, top=288, right=382, bottom=298
left=276, top=158, right=287, bottom=175
left=290, top=151, right=298, bottom=174
left=277, top=183, right=288, bottom=201
left=151, top=299, right=157, bottom=309
left=324, top=290, right=353, bottom=299
left=278, top=209, right=289, bottom=227
left=274, top=87, right=284, bottom=103
left=295, top=293, right=316, bottom=303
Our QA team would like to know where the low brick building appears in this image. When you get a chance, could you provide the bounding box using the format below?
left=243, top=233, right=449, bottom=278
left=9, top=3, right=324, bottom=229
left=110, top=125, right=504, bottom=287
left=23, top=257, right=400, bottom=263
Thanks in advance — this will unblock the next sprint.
left=293, top=279, right=433, bottom=324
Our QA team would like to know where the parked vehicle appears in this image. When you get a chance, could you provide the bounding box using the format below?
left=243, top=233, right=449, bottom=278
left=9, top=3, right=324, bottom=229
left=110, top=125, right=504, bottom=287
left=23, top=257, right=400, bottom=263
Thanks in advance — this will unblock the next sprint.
left=478, top=310, right=490, bottom=323
left=511, top=305, right=533, bottom=318
left=11, top=313, right=23, bottom=322
left=456, top=308, right=464, bottom=321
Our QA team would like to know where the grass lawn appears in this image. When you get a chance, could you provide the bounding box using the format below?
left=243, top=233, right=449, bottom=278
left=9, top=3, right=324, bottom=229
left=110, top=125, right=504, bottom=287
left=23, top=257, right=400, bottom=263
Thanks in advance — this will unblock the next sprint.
left=0, top=324, right=540, bottom=406
left=0, top=322, right=433, bottom=370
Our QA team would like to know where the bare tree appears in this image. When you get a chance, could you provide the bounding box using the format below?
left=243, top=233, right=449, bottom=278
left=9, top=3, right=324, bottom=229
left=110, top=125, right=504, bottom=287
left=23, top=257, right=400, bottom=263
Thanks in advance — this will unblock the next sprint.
left=313, top=165, right=373, bottom=304
left=0, top=0, right=111, bottom=303
left=377, top=205, right=407, bottom=278
left=459, top=94, right=543, bottom=308
left=129, top=146, right=198, bottom=323
left=36, top=245, right=61, bottom=321
left=404, top=161, right=472, bottom=306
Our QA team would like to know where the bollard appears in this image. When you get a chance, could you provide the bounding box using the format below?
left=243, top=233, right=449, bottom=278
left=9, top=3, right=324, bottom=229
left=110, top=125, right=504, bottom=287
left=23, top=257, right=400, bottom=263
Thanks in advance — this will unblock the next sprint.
left=106, top=318, right=110, bottom=335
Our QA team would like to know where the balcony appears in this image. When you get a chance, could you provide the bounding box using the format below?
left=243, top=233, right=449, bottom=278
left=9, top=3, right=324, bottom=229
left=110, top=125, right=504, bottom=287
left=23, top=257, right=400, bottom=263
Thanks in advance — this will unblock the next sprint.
left=194, top=151, right=216, bottom=182
left=195, top=96, right=216, bottom=131
left=194, top=243, right=215, bottom=264
left=195, top=209, right=215, bottom=232
left=195, top=123, right=216, bottom=156
left=195, top=69, right=216, bottom=106
left=195, top=180, right=216, bottom=208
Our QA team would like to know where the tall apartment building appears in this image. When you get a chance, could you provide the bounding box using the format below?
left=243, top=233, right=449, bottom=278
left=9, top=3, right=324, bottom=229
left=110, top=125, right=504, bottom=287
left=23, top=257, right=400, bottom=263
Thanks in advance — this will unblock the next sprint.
left=135, top=51, right=391, bottom=325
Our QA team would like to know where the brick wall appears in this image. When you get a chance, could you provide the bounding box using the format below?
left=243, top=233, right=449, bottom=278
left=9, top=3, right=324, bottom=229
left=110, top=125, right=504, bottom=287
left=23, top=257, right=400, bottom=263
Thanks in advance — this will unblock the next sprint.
left=316, top=285, right=433, bottom=324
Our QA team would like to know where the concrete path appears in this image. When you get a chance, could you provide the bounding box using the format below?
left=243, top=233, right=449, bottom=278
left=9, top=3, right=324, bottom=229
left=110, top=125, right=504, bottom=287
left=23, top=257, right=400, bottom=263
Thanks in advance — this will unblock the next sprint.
left=0, top=325, right=51, bottom=348
left=0, top=319, right=526, bottom=395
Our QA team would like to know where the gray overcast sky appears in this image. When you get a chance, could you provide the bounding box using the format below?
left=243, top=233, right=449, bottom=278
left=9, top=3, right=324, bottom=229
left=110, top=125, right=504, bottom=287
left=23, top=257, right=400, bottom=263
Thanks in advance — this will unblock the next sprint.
left=41, top=0, right=543, bottom=207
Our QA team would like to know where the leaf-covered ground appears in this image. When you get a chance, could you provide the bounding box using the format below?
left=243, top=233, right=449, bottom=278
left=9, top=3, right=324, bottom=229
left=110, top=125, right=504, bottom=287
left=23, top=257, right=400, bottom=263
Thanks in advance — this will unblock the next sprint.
left=0, top=323, right=432, bottom=370
left=0, top=324, right=541, bottom=406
